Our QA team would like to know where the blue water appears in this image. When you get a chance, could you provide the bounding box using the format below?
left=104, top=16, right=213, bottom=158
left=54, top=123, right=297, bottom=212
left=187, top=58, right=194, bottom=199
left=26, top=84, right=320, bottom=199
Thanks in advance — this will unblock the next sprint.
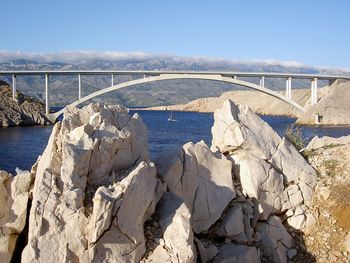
left=1, top=110, right=350, bottom=174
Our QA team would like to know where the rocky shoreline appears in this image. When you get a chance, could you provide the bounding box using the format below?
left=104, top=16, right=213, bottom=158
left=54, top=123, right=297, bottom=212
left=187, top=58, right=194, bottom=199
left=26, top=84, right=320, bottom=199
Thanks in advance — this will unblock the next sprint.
left=0, top=101, right=349, bottom=262
left=145, top=80, right=350, bottom=125
left=0, top=81, right=52, bottom=127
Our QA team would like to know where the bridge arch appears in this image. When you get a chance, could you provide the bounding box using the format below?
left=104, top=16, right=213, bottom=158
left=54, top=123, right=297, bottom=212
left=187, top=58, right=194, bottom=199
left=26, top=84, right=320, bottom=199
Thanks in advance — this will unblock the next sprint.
left=47, top=74, right=305, bottom=121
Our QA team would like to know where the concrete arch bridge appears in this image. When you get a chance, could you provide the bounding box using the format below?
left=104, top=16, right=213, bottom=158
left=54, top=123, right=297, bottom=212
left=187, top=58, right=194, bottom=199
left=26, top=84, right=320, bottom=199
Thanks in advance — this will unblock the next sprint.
left=0, top=70, right=348, bottom=122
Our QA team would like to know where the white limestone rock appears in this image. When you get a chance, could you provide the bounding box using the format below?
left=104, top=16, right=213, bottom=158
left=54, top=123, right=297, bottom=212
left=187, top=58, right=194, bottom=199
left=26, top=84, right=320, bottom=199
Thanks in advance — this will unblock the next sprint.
left=21, top=103, right=162, bottom=263
left=256, top=216, right=294, bottom=263
left=211, top=100, right=318, bottom=228
left=238, top=157, right=284, bottom=220
left=270, top=138, right=318, bottom=190
left=304, top=212, right=317, bottom=228
left=195, top=238, right=218, bottom=263
left=156, top=140, right=235, bottom=233
left=142, top=193, right=196, bottom=263
left=88, top=162, right=163, bottom=262
left=0, top=170, right=33, bottom=263
left=211, top=100, right=280, bottom=159
left=212, top=244, right=260, bottom=263
left=287, top=214, right=306, bottom=230
left=214, top=203, right=247, bottom=241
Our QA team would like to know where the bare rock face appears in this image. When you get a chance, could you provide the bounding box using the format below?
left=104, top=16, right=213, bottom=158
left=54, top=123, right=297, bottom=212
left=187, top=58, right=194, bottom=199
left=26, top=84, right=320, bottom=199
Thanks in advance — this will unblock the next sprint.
left=21, top=103, right=163, bottom=263
left=214, top=203, right=246, bottom=241
left=0, top=83, right=51, bottom=127
left=211, top=98, right=280, bottom=159
left=256, top=216, right=294, bottom=263
left=213, top=244, right=260, bottom=263
left=155, top=140, right=235, bottom=233
left=142, top=193, right=196, bottom=262
left=0, top=170, right=33, bottom=263
left=195, top=238, right=219, bottom=263
left=87, top=161, right=162, bottom=262
left=211, top=100, right=318, bottom=229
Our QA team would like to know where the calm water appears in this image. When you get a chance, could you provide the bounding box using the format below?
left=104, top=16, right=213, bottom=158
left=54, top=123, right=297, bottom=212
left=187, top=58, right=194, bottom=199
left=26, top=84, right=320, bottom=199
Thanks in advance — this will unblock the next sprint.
left=1, top=110, right=350, bottom=174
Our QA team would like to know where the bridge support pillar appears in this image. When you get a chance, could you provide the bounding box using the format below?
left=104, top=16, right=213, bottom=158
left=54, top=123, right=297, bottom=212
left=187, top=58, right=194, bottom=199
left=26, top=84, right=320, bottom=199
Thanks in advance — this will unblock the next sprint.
left=286, top=77, right=292, bottom=99
left=78, top=74, right=82, bottom=100
left=311, top=78, right=318, bottom=105
left=111, top=74, right=114, bottom=86
left=260, top=76, right=265, bottom=87
left=12, top=74, right=17, bottom=100
left=45, top=74, right=49, bottom=114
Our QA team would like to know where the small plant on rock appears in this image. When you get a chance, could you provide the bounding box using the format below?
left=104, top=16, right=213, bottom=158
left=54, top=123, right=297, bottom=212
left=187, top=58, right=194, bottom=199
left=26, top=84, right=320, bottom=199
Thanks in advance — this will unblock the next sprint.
left=285, top=124, right=305, bottom=151
left=322, top=159, right=339, bottom=177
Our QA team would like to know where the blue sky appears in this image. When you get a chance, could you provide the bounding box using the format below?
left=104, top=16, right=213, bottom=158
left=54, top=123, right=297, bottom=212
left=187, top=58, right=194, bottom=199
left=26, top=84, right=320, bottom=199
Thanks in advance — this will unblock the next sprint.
left=1, top=0, right=349, bottom=68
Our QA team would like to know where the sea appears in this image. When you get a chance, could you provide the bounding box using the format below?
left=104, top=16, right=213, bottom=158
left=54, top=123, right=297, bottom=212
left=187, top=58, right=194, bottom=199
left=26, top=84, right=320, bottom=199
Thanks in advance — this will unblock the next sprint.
left=1, top=110, right=350, bottom=174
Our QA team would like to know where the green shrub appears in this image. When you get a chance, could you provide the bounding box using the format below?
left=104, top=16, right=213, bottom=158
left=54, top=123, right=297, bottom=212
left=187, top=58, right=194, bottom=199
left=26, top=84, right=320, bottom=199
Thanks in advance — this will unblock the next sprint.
left=323, top=143, right=343, bottom=149
left=322, top=159, right=339, bottom=177
left=285, top=125, right=305, bottom=151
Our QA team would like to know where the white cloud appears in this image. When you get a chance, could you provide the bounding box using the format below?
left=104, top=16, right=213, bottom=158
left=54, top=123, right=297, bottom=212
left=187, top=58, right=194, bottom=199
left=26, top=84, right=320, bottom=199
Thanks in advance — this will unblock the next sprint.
left=0, top=50, right=161, bottom=63
left=0, top=50, right=342, bottom=71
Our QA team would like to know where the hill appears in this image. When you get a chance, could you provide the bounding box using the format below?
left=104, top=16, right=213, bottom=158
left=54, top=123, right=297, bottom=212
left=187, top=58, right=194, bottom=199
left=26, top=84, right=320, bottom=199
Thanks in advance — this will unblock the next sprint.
left=145, top=88, right=311, bottom=117
left=0, top=53, right=349, bottom=108
left=296, top=80, right=350, bottom=125
left=146, top=80, right=350, bottom=125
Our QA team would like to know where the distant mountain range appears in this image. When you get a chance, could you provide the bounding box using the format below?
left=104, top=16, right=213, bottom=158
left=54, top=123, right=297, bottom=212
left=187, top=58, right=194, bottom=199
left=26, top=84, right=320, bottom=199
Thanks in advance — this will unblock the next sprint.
left=0, top=51, right=349, bottom=107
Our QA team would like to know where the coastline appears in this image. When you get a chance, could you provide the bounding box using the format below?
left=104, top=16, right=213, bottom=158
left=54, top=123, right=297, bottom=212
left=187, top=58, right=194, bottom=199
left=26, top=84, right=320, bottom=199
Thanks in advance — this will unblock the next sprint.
left=140, top=80, right=350, bottom=126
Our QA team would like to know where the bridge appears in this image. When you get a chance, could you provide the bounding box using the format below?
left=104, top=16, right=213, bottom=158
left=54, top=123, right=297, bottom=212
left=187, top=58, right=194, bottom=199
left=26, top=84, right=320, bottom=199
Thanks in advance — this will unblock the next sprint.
left=0, top=70, right=349, bottom=122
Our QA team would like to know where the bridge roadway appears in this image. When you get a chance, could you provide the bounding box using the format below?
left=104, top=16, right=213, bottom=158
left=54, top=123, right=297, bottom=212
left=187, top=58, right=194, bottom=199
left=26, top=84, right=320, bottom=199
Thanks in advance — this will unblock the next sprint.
left=0, top=70, right=349, bottom=122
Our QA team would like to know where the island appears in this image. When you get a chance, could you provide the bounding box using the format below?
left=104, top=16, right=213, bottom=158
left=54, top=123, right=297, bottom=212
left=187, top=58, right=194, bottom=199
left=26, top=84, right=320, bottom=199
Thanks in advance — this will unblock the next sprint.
left=0, top=80, right=52, bottom=127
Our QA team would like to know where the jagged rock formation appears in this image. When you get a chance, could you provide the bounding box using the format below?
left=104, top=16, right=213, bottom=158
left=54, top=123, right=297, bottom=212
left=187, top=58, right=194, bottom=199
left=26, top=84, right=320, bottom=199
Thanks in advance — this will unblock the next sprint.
left=0, top=170, right=33, bottom=263
left=21, top=103, right=164, bottom=262
left=211, top=100, right=318, bottom=228
left=0, top=81, right=51, bottom=127
left=0, top=100, right=320, bottom=262
left=155, top=141, right=235, bottom=233
left=142, top=192, right=196, bottom=263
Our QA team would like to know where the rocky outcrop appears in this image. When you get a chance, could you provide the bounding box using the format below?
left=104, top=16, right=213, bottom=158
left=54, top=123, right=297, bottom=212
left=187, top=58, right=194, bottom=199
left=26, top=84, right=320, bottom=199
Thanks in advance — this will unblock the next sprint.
left=142, top=193, right=196, bottom=263
left=213, top=244, right=260, bottom=263
left=296, top=79, right=350, bottom=125
left=0, top=82, right=51, bottom=127
left=152, top=100, right=318, bottom=262
left=155, top=141, right=235, bottom=233
left=256, top=216, right=295, bottom=263
left=211, top=100, right=318, bottom=228
left=0, top=170, right=33, bottom=263
left=1, top=100, right=322, bottom=262
left=21, top=103, right=164, bottom=262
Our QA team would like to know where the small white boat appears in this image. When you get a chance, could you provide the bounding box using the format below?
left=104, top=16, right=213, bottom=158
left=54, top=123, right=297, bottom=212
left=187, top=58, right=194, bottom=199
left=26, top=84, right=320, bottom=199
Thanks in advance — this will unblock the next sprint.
left=167, top=111, right=176, bottom=122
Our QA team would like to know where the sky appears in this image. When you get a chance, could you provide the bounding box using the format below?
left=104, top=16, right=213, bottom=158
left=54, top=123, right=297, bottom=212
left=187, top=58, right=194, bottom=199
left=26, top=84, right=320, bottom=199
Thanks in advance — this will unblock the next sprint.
left=1, top=0, right=350, bottom=68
